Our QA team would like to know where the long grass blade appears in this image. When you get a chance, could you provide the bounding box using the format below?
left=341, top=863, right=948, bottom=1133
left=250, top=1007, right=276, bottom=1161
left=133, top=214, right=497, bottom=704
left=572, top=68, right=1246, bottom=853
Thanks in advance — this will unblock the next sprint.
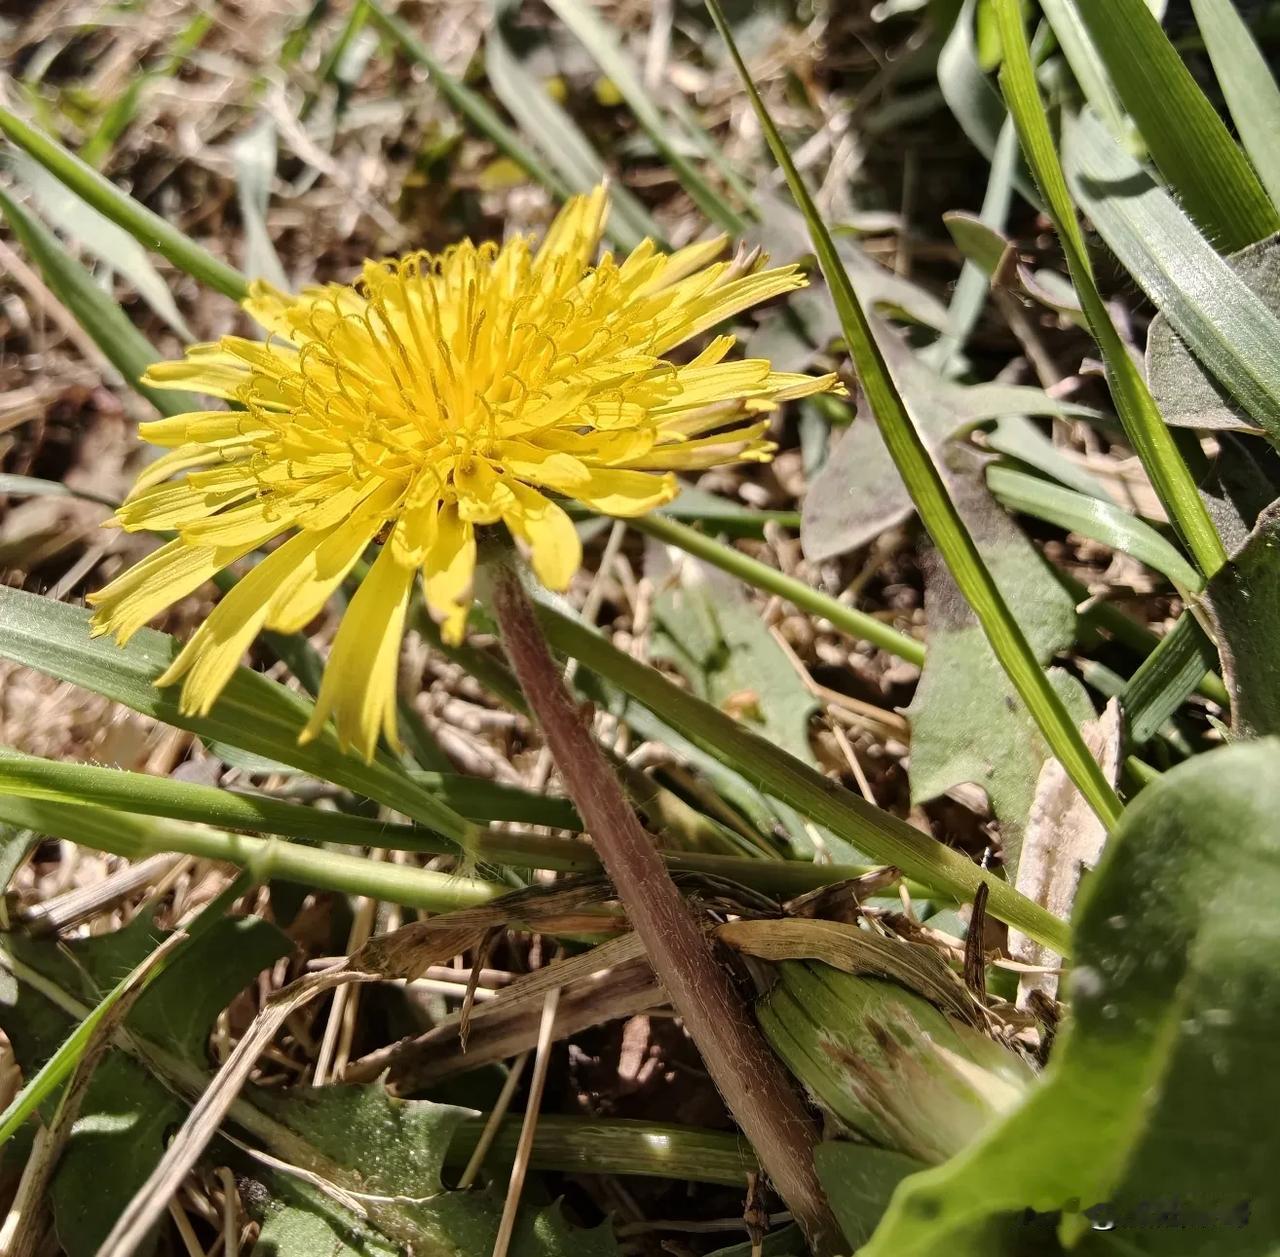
left=1063, top=106, right=1280, bottom=444
left=707, top=0, right=1123, bottom=835
left=542, top=0, right=748, bottom=233
left=993, top=0, right=1228, bottom=580
left=0, top=106, right=249, bottom=300
left=367, top=4, right=575, bottom=203
left=1070, top=0, right=1279, bottom=251
left=1189, top=0, right=1280, bottom=211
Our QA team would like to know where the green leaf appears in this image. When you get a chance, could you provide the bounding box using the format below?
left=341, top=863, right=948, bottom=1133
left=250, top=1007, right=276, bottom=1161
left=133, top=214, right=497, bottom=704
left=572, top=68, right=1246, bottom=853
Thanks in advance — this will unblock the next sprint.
left=483, top=18, right=661, bottom=251
left=1069, top=0, right=1280, bottom=251
left=0, top=106, right=249, bottom=301
left=942, top=209, right=1010, bottom=278
left=0, top=186, right=187, bottom=416
left=864, top=739, right=1280, bottom=1255
left=0, top=914, right=289, bottom=1257
left=983, top=414, right=1110, bottom=501
left=936, top=0, right=1037, bottom=205
left=986, top=463, right=1203, bottom=592
left=1204, top=499, right=1280, bottom=738
left=1189, top=0, right=1280, bottom=210
left=994, top=0, right=1228, bottom=579
left=1146, top=232, right=1280, bottom=434
left=0, top=793, right=502, bottom=913
left=254, top=1084, right=619, bottom=1256
left=907, top=454, right=1094, bottom=870
left=802, top=331, right=1100, bottom=562
left=0, top=588, right=475, bottom=843
left=1037, top=0, right=1128, bottom=139
left=1062, top=107, right=1280, bottom=444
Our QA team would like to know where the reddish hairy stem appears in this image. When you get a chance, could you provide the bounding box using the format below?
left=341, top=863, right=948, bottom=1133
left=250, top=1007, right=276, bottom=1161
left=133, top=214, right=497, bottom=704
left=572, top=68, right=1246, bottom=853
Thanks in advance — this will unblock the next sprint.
left=492, top=562, right=843, bottom=1256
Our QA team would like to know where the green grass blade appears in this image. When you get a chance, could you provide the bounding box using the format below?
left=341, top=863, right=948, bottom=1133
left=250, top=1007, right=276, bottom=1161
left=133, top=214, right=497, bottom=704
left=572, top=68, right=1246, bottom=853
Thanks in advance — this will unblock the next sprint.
left=0, top=588, right=475, bottom=844
left=1121, top=612, right=1220, bottom=745
left=0, top=185, right=188, bottom=415
left=542, top=0, right=748, bottom=233
left=1063, top=107, right=1280, bottom=444
left=1071, top=0, right=1280, bottom=251
left=1038, top=0, right=1128, bottom=139
left=6, top=150, right=193, bottom=339
left=0, top=794, right=501, bottom=913
left=632, top=514, right=925, bottom=666
left=535, top=599, right=1070, bottom=954
left=1189, top=0, right=1280, bottom=211
left=367, top=4, right=574, bottom=203
left=987, top=464, right=1203, bottom=593
left=0, top=107, right=249, bottom=301
left=0, top=746, right=580, bottom=849
left=483, top=19, right=663, bottom=251
left=708, top=0, right=1123, bottom=834
left=994, top=0, right=1228, bottom=580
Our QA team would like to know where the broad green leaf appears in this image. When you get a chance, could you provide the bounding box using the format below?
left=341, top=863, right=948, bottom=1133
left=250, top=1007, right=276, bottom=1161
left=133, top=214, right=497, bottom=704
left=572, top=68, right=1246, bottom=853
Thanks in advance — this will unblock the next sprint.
left=864, top=739, right=1280, bottom=1255
left=231, top=114, right=288, bottom=288
left=0, top=186, right=187, bottom=416
left=1146, top=232, right=1280, bottom=434
left=815, top=1144, right=926, bottom=1251
left=0, top=106, right=249, bottom=300
left=1062, top=107, right=1280, bottom=444
left=1190, top=0, right=1280, bottom=210
left=906, top=454, right=1094, bottom=869
left=540, top=0, right=747, bottom=232
left=0, top=914, right=289, bottom=1257
left=483, top=18, right=661, bottom=251
left=0, top=588, right=474, bottom=842
left=4, top=150, right=193, bottom=338
left=994, top=0, right=1227, bottom=579
left=985, top=463, right=1202, bottom=592
left=1197, top=431, right=1280, bottom=552
left=1070, top=0, right=1280, bottom=251
left=802, top=331, right=1101, bottom=562
left=254, top=1084, right=619, bottom=1256
left=1204, top=500, right=1280, bottom=738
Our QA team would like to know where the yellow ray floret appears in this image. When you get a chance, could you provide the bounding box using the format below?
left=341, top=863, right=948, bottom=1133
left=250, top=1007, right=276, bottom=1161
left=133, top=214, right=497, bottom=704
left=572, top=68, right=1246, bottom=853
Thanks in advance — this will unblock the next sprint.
left=88, top=187, right=842, bottom=760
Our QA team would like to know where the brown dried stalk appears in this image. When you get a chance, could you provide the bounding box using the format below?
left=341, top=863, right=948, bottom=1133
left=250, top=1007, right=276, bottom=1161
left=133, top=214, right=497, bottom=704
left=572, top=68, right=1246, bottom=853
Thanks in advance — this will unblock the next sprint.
left=491, top=559, right=843, bottom=1256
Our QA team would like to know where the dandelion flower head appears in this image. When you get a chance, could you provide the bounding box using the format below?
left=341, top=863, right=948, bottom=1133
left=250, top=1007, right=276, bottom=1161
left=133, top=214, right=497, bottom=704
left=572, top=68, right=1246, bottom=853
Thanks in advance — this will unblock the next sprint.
left=88, top=188, right=840, bottom=759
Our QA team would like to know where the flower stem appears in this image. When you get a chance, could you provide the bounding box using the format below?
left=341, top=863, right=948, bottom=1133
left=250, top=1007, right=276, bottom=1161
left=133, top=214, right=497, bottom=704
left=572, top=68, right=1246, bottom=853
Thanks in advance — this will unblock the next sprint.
left=491, top=560, right=844, bottom=1256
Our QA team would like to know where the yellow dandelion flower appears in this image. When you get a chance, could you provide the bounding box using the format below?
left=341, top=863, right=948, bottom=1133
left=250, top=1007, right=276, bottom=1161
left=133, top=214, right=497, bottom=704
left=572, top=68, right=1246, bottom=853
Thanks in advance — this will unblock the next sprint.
left=88, top=187, right=841, bottom=760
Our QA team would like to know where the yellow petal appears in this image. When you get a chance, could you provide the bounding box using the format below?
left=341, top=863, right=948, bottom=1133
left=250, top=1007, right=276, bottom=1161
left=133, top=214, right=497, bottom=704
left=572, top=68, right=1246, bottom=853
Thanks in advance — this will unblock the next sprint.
left=138, top=410, right=267, bottom=449
left=635, top=235, right=728, bottom=294
left=626, top=420, right=773, bottom=470
left=504, top=482, right=581, bottom=591
left=180, top=500, right=299, bottom=548
left=86, top=530, right=280, bottom=643
left=265, top=517, right=385, bottom=634
left=158, top=528, right=330, bottom=714
left=575, top=468, right=677, bottom=516
left=422, top=502, right=476, bottom=644
left=533, top=186, right=608, bottom=280
left=301, top=539, right=416, bottom=760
